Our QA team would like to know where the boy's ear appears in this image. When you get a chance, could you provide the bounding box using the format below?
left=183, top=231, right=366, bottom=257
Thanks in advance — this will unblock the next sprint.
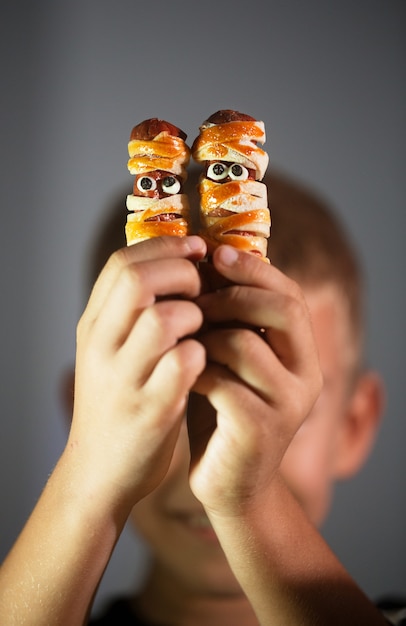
left=333, top=371, right=385, bottom=479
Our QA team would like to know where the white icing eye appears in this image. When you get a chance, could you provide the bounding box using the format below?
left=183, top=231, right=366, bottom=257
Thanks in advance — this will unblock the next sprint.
left=228, top=163, right=249, bottom=181
left=136, top=176, right=157, bottom=192
left=162, top=176, right=181, bottom=195
left=207, top=162, right=229, bottom=181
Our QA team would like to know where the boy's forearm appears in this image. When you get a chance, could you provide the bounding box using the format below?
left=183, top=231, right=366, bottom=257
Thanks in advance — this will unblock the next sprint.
left=0, top=448, right=129, bottom=626
left=207, top=474, right=386, bottom=626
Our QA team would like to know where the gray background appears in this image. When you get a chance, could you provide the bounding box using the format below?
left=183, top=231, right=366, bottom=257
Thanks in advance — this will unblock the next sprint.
left=1, top=0, right=405, bottom=615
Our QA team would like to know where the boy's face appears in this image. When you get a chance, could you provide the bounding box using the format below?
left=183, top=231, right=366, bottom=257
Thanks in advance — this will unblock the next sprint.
left=279, top=285, right=357, bottom=523
left=129, top=285, right=359, bottom=593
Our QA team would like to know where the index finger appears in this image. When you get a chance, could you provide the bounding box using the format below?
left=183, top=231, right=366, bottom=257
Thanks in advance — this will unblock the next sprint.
left=86, top=235, right=206, bottom=319
left=197, top=246, right=318, bottom=376
left=210, top=244, right=290, bottom=292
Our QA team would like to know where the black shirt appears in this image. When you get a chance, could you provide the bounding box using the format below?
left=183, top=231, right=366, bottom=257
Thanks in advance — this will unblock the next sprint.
left=90, top=595, right=406, bottom=626
left=89, top=597, right=150, bottom=625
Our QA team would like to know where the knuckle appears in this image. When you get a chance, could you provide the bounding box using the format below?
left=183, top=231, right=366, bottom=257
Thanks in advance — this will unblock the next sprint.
left=171, top=340, right=205, bottom=379
left=145, top=300, right=202, bottom=341
left=108, top=246, right=131, bottom=272
left=287, top=388, right=306, bottom=424
left=285, top=280, right=306, bottom=312
left=280, top=376, right=318, bottom=434
left=76, top=308, right=94, bottom=342
left=281, top=285, right=309, bottom=330
left=295, top=373, right=323, bottom=422
left=233, top=327, right=259, bottom=355
left=224, top=284, right=246, bottom=307
left=120, top=262, right=150, bottom=301
left=144, top=304, right=169, bottom=339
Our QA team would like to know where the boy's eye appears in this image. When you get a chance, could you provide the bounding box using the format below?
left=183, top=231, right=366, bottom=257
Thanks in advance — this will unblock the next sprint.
left=228, top=163, right=249, bottom=181
left=162, top=176, right=181, bottom=195
left=207, top=162, right=229, bottom=181
left=136, top=176, right=157, bottom=192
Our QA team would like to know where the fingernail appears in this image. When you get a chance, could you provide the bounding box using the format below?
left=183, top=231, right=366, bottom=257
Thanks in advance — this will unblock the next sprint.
left=218, top=245, right=238, bottom=266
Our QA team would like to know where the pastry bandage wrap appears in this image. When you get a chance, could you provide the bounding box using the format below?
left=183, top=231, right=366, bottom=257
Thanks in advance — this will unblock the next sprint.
left=128, top=132, right=190, bottom=179
left=192, top=117, right=270, bottom=259
left=192, top=120, right=269, bottom=180
left=126, top=126, right=191, bottom=245
left=125, top=194, right=190, bottom=243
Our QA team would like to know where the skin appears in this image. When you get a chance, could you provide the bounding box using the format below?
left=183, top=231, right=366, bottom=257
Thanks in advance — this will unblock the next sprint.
left=129, top=282, right=383, bottom=625
left=0, top=237, right=385, bottom=626
left=279, top=285, right=361, bottom=524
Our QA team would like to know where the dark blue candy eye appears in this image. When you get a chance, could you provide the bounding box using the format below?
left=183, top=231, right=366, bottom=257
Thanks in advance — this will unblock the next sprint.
left=136, top=176, right=157, bottom=192
left=207, top=162, right=228, bottom=181
left=228, top=163, right=248, bottom=181
left=162, top=176, right=181, bottom=195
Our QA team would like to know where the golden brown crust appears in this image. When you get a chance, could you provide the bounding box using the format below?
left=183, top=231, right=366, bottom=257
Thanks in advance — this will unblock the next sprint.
left=199, top=178, right=268, bottom=215
left=125, top=218, right=190, bottom=245
left=128, top=134, right=190, bottom=178
left=191, top=120, right=268, bottom=179
left=126, top=119, right=191, bottom=245
left=192, top=110, right=270, bottom=261
left=125, top=194, right=191, bottom=245
left=201, top=209, right=270, bottom=258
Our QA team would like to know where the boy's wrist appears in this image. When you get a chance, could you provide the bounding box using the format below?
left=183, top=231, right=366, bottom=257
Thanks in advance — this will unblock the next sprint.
left=56, top=443, right=136, bottom=529
left=204, top=471, right=283, bottom=523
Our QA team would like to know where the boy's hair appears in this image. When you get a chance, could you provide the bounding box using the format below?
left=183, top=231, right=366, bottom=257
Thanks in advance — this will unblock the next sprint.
left=265, top=170, right=364, bottom=360
left=87, top=168, right=364, bottom=364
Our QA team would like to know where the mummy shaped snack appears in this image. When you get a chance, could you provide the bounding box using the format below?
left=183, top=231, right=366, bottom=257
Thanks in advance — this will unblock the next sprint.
left=126, top=118, right=191, bottom=245
left=191, top=110, right=270, bottom=260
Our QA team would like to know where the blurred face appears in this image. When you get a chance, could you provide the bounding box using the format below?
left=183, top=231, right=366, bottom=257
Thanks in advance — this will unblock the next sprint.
left=279, top=285, right=357, bottom=524
left=129, top=284, right=356, bottom=593
left=130, top=420, right=241, bottom=595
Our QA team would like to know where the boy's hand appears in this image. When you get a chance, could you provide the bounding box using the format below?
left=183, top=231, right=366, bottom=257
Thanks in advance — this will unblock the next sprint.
left=68, top=236, right=207, bottom=513
left=188, top=245, right=323, bottom=517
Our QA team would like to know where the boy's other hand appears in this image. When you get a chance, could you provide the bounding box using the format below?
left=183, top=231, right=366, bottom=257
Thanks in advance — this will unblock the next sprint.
left=189, top=245, right=323, bottom=517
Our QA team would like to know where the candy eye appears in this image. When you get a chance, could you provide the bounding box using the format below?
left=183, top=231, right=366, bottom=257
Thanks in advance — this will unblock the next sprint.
left=207, top=162, right=229, bottom=181
left=136, top=176, right=157, bottom=192
left=228, top=163, right=249, bottom=181
left=162, top=176, right=181, bottom=195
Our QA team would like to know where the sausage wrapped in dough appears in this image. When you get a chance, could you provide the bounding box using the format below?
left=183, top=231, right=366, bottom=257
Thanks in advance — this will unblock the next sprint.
left=126, top=118, right=191, bottom=245
left=192, top=109, right=270, bottom=260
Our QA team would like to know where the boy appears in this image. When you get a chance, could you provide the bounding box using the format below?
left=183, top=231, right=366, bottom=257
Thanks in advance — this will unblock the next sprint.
left=0, top=171, right=388, bottom=624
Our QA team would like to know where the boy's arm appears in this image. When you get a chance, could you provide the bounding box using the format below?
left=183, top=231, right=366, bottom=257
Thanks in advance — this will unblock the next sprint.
left=189, top=245, right=387, bottom=625
left=0, top=236, right=207, bottom=626
left=208, top=475, right=387, bottom=625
